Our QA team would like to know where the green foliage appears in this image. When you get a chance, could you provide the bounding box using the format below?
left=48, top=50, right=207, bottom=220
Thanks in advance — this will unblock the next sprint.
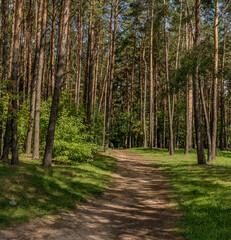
left=0, top=154, right=117, bottom=227
left=130, top=148, right=231, bottom=240
left=17, top=103, right=30, bottom=152
left=18, top=92, right=98, bottom=163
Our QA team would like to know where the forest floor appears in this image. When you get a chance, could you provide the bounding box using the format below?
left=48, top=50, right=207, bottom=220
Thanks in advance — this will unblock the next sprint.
left=0, top=150, right=182, bottom=240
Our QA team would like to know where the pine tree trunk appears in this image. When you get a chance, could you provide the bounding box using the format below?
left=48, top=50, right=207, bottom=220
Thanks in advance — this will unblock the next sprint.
left=26, top=0, right=43, bottom=154
left=129, top=38, right=136, bottom=149
left=27, top=0, right=33, bottom=102
left=220, top=26, right=226, bottom=150
left=149, top=0, right=154, bottom=150
left=154, top=54, right=158, bottom=148
left=164, top=0, right=174, bottom=155
left=105, top=0, right=118, bottom=152
left=74, top=0, right=82, bottom=109
left=11, top=0, right=23, bottom=165
left=210, top=0, right=219, bottom=161
left=50, top=0, right=56, bottom=94
left=42, top=0, right=70, bottom=167
left=33, top=0, right=48, bottom=159
left=193, top=0, right=206, bottom=164
left=143, top=40, right=147, bottom=148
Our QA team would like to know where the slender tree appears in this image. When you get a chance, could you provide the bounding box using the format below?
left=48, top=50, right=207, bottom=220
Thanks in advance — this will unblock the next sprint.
left=42, top=0, right=70, bottom=167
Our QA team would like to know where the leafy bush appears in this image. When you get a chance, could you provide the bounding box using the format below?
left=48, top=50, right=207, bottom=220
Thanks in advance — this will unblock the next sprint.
left=18, top=92, right=98, bottom=164
left=53, top=112, right=98, bottom=164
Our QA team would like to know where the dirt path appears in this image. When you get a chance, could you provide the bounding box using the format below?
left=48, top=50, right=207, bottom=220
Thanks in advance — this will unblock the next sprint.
left=0, top=150, right=183, bottom=240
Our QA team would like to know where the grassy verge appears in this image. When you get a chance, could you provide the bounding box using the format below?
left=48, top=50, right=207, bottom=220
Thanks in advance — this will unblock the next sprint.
left=130, top=148, right=231, bottom=240
left=0, top=154, right=117, bottom=228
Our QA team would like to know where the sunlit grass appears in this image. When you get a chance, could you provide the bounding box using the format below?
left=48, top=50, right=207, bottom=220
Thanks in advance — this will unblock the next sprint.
left=130, top=148, right=231, bottom=240
left=0, top=154, right=117, bottom=228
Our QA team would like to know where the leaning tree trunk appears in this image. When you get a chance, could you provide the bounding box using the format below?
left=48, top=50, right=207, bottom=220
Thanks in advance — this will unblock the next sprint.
left=42, top=0, right=70, bottom=167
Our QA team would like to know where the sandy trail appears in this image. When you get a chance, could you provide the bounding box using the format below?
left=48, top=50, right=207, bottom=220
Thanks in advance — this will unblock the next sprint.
left=0, top=150, right=183, bottom=240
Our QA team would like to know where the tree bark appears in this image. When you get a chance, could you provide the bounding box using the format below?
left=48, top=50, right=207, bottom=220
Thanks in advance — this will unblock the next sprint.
left=26, top=0, right=43, bottom=154
left=164, top=0, right=174, bottom=155
left=33, top=0, right=48, bottom=159
left=149, top=0, right=154, bottom=150
left=105, top=0, right=118, bottom=153
left=193, top=0, right=206, bottom=164
left=42, top=0, right=70, bottom=167
left=220, top=25, right=227, bottom=150
left=11, top=0, right=23, bottom=165
left=143, top=38, right=147, bottom=148
left=210, top=0, right=219, bottom=161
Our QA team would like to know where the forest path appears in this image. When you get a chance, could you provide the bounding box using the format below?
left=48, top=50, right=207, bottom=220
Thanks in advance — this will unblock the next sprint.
left=0, top=150, right=183, bottom=240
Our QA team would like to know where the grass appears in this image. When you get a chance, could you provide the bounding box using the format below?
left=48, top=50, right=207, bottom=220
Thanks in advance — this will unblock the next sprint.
left=0, top=153, right=117, bottom=228
left=130, top=148, right=231, bottom=240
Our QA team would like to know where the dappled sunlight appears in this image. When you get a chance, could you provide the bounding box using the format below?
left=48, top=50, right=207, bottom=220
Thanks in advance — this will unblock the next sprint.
left=0, top=150, right=182, bottom=240
left=130, top=148, right=231, bottom=240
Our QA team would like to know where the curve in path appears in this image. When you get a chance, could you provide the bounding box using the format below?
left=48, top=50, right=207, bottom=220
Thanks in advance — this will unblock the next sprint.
left=0, top=150, right=183, bottom=240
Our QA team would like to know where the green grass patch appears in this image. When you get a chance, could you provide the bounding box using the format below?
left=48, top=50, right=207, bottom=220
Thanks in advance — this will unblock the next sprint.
left=0, top=154, right=117, bottom=228
left=130, top=148, right=231, bottom=240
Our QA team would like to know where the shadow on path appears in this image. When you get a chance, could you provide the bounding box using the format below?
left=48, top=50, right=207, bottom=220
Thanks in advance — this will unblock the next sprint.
left=0, top=150, right=183, bottom=240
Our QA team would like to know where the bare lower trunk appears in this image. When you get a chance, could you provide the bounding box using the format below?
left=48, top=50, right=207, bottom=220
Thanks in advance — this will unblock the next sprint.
left=26, top=0, right=43, bottom=154
left=105, top=0, right=118, bottom=153
left=211, top=0, right=219, bottom=161
left=164, top=0, right=174, bottom=155
left=143, top=40, right=147, bottom=148
left=149, top=0, right=154, bottom=150
left=11, top=0, right=23, bottom=165
left=193, top=0, right=206, bottom=164
left=220, top=26, right=226, bottom=150
left=33, top=0, right=48, bottom=160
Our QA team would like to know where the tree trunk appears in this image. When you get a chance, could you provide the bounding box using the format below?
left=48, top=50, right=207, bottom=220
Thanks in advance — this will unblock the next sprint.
left=129, top=38, right=136, bottom=149
left=149, top=0, right=154, bottom=150
left=11, top=0, right=23, bottom=165
left=220, top=25, right=227, bottom=151
left=27, top=0, right=33, bottom=102
left=26, top=0, right=43, bottom=154
left=210, top=0, right=219, bottom=161
left=105, top=0, right=118, bottom=153
left=50, top=0, right=56, bottom=94
left=193, top=0, right=206, bottom=164
left=74, top=0, right=82, bottom=109
left=164, top=0, right=174, bottom=155
left=143, top=39, right=147, bottom=148
left=42, top=0, right=70, bottom=167
left=33, top=0, right=48, bottom=159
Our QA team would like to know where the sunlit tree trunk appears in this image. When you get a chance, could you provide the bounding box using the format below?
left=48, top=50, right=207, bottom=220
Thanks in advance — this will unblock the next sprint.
left=164, top=0, right=174, bottom=155
left=193, top=0, right=206, bottom=164
left=210, top=0, right=219, bottom=161
left=33, top=0, right=48, bottom=159
left=105, top=0, right=118, bottom=152
left=26, top=0, right=43, bottom=154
